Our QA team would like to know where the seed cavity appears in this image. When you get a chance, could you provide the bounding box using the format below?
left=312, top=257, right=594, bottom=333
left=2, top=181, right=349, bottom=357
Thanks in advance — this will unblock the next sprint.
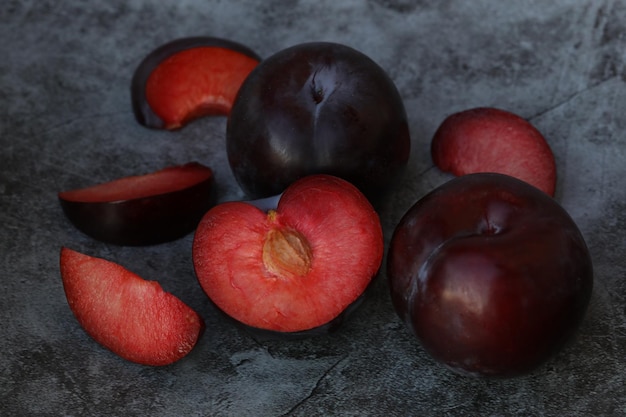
left=262, top=226, right=313, bottom=278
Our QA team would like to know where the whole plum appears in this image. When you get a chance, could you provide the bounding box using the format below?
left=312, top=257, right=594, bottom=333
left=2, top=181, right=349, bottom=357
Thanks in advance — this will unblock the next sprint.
left=226, top=42, right=410, bottom=203
left=387, top=173, right=593, bottom=377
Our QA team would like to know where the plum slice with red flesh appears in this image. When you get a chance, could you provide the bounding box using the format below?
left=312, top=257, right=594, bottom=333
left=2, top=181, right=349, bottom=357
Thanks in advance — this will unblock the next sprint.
left=60, top=247, right=204, bottom=366
left=131, top=36, right=261, bottom=129
left=58, top=162, right=215, bottom=246
left=431, top=107, right=557, bottom=196
left=192, top=174, right=384, bottom=335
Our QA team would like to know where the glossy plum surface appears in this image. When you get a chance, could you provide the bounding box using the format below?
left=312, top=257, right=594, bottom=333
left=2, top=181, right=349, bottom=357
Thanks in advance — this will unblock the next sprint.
left=59, top=162, right=215, bottom=246
left=131, top=36, right=261, bottom=129
left=387, top=173, right=593, bottom=377
left=192, top=175, right=384, bottom=335
left=226, top=42, right=410, bottom=202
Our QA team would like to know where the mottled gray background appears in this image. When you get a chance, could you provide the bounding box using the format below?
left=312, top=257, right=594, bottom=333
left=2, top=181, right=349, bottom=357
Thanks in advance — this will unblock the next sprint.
left=2, top=0, right=625, bottom=416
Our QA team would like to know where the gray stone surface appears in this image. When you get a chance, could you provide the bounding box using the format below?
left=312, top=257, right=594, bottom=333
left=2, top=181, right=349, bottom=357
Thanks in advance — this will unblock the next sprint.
left=2, top=0, right=625, bottom=415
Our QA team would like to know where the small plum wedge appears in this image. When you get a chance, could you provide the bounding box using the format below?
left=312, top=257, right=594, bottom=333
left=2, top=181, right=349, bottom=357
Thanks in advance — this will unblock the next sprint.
left=431, top=107, right=556, bottom=196
left=58, top=162, right=215, bottom=246
left=192, top=175, right=384, bottom=334
left=131, top=36, right=261, bottom=129
left=60, top=247, right=204, bottom=366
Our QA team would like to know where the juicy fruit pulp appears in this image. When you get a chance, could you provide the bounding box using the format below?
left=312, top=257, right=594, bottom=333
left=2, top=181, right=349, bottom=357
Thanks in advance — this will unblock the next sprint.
left=387, top=173, right=593, bottom=377
left=60, top=247, right=204, bottom=366
left=58, top=162, right=215, bottom=246
left=431, top=107, right=556, bottom=196
left=192, top=175, right=384, bottom=333
left=131, top=37, right=260, bottom=129
left=226, top=41, right=410, bottom=202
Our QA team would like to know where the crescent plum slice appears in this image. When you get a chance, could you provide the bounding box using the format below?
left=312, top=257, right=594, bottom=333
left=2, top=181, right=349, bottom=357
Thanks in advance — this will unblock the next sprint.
left=431, top=107, right=557, bottom=196
left=58, top=162, right=215, bottom=246
left=192, top=174, right=384, bottom=334
left=60, top=247, right=204, bottom=366
left=131, top=36, right=261, bottom=129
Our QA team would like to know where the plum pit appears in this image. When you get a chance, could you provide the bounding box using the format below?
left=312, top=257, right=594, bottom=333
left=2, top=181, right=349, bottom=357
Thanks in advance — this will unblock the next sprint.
left=263, top=223, right=313, bottom=278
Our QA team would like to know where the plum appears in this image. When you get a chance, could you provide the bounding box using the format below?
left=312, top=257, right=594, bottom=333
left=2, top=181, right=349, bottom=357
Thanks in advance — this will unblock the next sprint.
left=192, top=175, right=384, bottom=335
left=387, top=173, right=593, bottom=377
left=226, top=41, right=410, bottom=203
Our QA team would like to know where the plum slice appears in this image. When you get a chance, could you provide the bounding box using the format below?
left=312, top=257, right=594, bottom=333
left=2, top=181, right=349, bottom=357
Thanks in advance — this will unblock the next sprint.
left=59, top=162, right=215, bottom=246
left=431, top=107, right=557, bottom=196
left=192, top=175, right=384, bottom=335
left=60, top=247, right=204, bottom=366
left=131, top=36, right=261, bottom=130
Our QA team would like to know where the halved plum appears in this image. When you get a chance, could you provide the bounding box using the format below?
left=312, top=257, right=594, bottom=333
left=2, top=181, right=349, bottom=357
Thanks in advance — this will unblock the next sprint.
left=192, top=175, right=384, bottom=336
left=59, top=162, right=215, bottom=246
left=131, top=36, right=261, bottom=130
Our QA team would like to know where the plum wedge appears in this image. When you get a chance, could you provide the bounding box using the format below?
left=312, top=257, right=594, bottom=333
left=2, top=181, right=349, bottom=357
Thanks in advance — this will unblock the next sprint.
left=60, top=247, right=204, bottom=366
left=58, top=162, right=215, bottom=246
left=131, top=36, right=261, bottom=129
left=431, top=107, right=556, bottom=196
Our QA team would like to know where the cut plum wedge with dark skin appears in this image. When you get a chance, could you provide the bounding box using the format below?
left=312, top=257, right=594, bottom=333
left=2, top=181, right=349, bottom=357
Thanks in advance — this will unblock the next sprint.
left=192, top=175, right=384, bottom=335
left=58, top=162, right=215, bottom=246
left=131, top=36, right=261, bottom=130
left=60, top=247, right=204, bottom=366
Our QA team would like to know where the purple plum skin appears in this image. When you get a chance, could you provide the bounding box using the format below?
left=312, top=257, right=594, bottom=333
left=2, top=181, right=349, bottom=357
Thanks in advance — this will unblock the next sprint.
left=226, top=41, right=410, bottom=203
left=387, top=173, right=593, bottom=377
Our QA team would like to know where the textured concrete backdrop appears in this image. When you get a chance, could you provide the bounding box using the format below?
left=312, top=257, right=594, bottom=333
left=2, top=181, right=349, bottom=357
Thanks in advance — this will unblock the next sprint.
left=2, top=0, right=626, bottom=416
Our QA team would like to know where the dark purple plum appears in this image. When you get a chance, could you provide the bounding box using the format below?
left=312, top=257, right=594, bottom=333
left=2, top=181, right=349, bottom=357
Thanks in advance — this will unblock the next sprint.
left=226, top=42, right=410, bottom=203
left=388, top=173, right=593, bottom=377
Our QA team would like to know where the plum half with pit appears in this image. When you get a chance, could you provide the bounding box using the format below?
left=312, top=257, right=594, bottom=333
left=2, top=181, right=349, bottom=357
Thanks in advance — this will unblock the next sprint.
left=192, top=174, right=384, bottom=336
left=387, top=173, right=593, bottom=377
left=226, top=41, right=410, bottom=203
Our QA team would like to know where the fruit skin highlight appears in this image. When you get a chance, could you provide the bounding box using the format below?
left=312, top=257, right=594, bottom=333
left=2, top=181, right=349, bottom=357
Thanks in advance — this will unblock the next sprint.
left=131, top=36, right=261, bottom=130
left=387, top=173, right=593, bottom=377
left=431, top=107, right=556, bottom=196
left=192, top=174, right=384, bottom=335
left=60, top=247, right=204, bottom=366
left=226, top=41, right=410, bottom=203
left=58, top=162, right=215, bottom=246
